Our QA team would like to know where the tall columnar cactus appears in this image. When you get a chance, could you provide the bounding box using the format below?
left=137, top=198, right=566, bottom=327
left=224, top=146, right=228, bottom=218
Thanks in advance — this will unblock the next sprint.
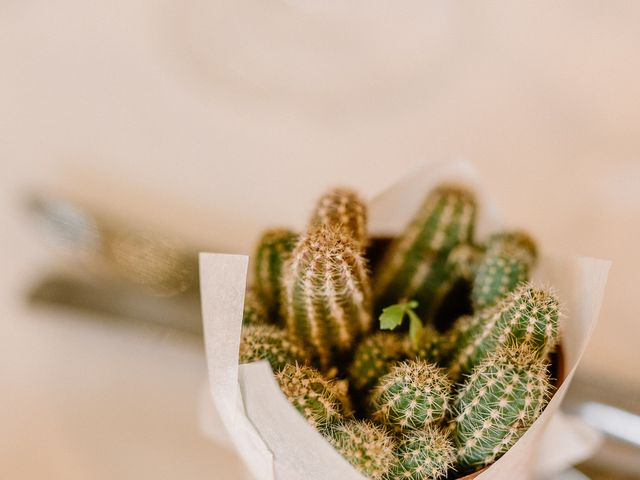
left=453, top=345, right=552, bottom=472
left=253, top=229, right=298, bottom=322
left=325, top=420, right=396, bottom=480
left=309, top=187, right=367, bottom=246
left=449, top=284, right=560, bottom=380
left=373, top=185, right=477, bottom=317
left=485, top=230, right=538, bottom=267
left=239, top=324, right=306, bottom=371
left=471, top=252, right=530, bottom=311
left=276, top=364, right=349, bottom=430
left=348, top=332, right=406, bottom=393
left=390, top=426, right=456, bottom=480
left=282, top=224, right=372, bottom=370
left=242, top=288, right=268, bottom=326
left=372, top=360, right=452, bottom=432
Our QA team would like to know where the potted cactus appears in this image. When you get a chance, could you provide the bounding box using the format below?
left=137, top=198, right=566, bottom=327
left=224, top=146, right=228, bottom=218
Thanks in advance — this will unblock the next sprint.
left=199, top=161, right=610, bottom=480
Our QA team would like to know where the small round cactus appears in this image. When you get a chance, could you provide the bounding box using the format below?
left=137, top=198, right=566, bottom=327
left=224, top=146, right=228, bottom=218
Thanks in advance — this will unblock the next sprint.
left=390, top=426, right=456, bottom=480
left=372, top=360, right=452, bottom=432
left=348, top=332, right=407, bottom=392
left=309, top=187, right=367, bottom=246
left=282, top=224, right=372, bottom=370
left=374, top=185, right=477, bottom=318
left=453, top=345, right=552, bottom=472
left=449, top=284, right=560, bottom=380
left=471, top=252, right=529, bottom=311
left=276, top=364, right=349, bottom=430
left=253, top=228, right=298, bottom=322
left=239, top=324, right=306, bottom=371
left=242, top=288, right=268, bottom=326
left=325, top=420, right=396, bottom=480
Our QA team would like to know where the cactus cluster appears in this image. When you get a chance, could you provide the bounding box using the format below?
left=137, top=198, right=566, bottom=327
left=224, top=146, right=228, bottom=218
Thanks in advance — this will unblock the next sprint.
left=237, top=183, right=561, bottom=479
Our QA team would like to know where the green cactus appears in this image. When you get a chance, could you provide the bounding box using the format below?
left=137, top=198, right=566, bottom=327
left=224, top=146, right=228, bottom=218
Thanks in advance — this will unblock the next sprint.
left=453, top=345, right=552, bottom=472
left=449, top=284, right=560, bottom=380
left=325, top=420, right=396, bottom=480
left=348, top=332, right=407, bottom=393
left=242, top=288, right=268, bottom=326
left=372, top=360, right=452, bottom=432
left=276, top=363, right=349, bottom=430
left=309, top=187, right=367, bottom=246
left=253, top=229, right=298, bottom=322
left=239, top=324, right=306, bottom=371
left=409, top=325, right=453, bottom=367
left=373, top=185, right=477, bottom=318
left=446, top=243, right=484, bottom=281
left=471, top=252, right=530, bottom=311
left=282, top=224, right=372, bottom=370
left=485, top=230, right=538, bottom=267
left=389, top=425, right=456, bottom=480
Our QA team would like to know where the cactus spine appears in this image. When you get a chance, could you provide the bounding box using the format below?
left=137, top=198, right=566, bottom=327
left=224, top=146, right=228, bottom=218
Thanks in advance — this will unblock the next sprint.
left=239, top=324, right=306, bottom=371
left=276, top=364, right=349, bottom=429
left=453, top=345, right=552, bottom=472
left=449, top=284, right=559, bottom=380
left=282, top=224, right=372, bottom=370
left=325, top=420, right=396, bottom=480
left=348, top=332, right=406, bottom=392
left=373, top=185, right=477, bottom=318
left=390, top=426, right=456, bottom=480
left=446, top=243, right=484, bottom=281
left=309, top=187, right=367, bottom=246
left=485, top=230, right=538, bottom=267
left=372, top=360, right=452, bottom=432
left=471, top=253, right=529, bottom=311
left=254, top=229, right=298, bottom=322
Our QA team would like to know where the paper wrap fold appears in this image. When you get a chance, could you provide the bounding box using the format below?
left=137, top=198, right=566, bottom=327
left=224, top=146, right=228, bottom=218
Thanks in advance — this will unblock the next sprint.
left=199, top=161, right=610, bottom=480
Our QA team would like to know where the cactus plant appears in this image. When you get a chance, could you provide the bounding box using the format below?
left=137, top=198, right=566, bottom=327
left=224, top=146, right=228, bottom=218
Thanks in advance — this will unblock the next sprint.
left=449, top=284, right=559, bottom=380
left=373, top=185, right=477, bottom=318
left=239, top=324, right=306, bottom=371
left=282, top=224, right=372, bottom=370
left=485, top=230, right=537, bottom=267
left=471, top=252, right=529, bottom=311
left=348, top=332, right=407, bottom=393
left=372, top=360, right=452, bottom=432
left=446, top=243, right=484, bottom=281
left=389, top=426, right=456, bottom=480
left=242, top=288, right=268, bottom=326
left=276, top=364, right=350, bottom=430
left=309, top=187, right=367, bottom=246
left=409, top=325, right=453, bottom=367
left=253, top=229, right=298, bottom=322
left=453, top=345, right=552, bottom=472
left=325, top=420, right=396, bottom=480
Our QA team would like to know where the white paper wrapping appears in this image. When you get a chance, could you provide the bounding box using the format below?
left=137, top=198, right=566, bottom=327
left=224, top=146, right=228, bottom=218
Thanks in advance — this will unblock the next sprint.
left=199, top=161, right=610, bottom=480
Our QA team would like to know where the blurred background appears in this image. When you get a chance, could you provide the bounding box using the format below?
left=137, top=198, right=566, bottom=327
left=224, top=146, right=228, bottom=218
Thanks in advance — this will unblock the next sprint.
left=1, top=1, right=639, bottom=479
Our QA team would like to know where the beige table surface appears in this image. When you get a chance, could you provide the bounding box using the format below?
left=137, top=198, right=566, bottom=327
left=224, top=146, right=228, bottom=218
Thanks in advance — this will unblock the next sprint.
left=1, top=1, right=639, bottom=479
